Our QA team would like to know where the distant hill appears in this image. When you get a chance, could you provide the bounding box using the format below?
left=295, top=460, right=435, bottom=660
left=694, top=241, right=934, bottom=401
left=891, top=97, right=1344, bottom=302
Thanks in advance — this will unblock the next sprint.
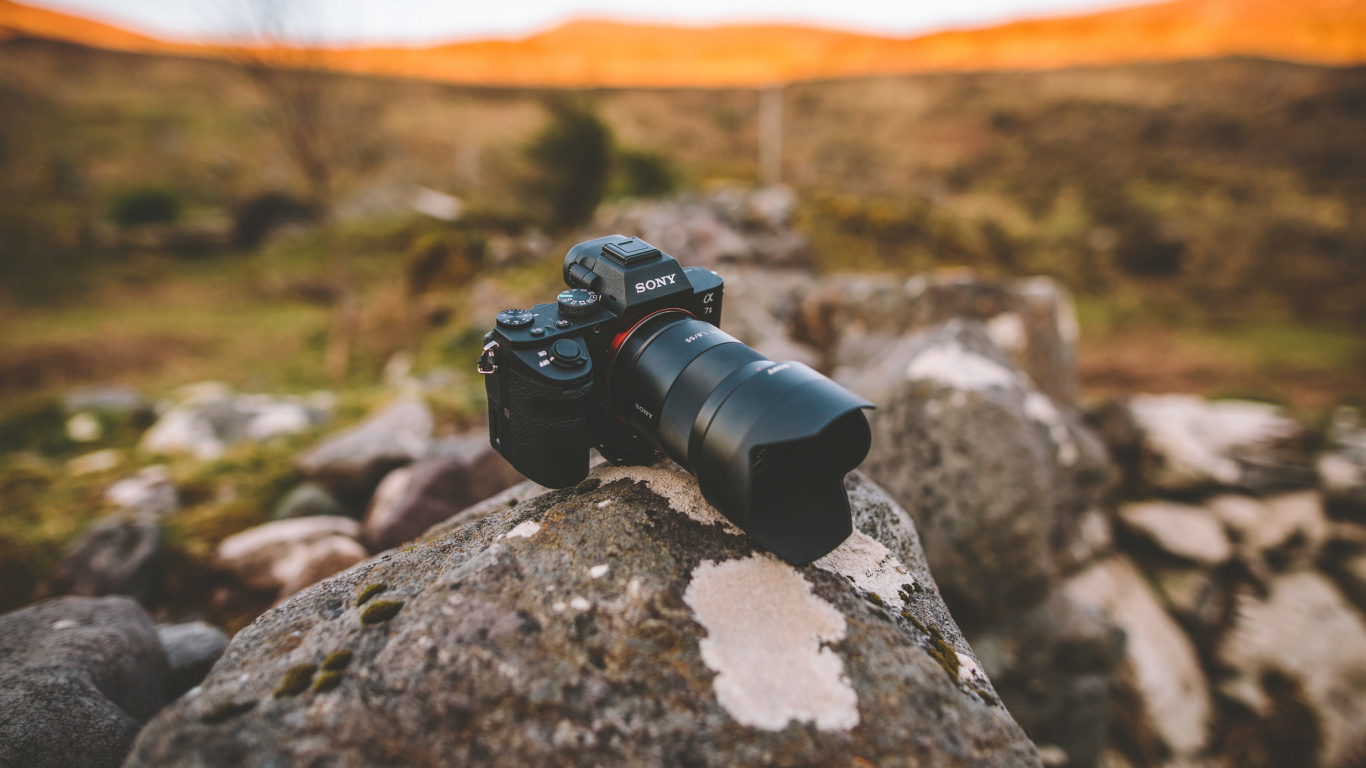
left=2, top=0, right=1363, bottom=86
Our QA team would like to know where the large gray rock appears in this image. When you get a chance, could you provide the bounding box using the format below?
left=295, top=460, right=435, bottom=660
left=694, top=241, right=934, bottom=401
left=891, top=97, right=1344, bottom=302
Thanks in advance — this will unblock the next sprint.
left=839, top=320, right=1110, bottom=629
left=1216, top=572, right=1366, bottom=768
left=55, top=513, right=163, bottom=605
left=297, top=399, right=432, bottom=502
left=362, top=433, right=526, bottom=551
left=797, top=272, right=1080, bottom=408
left=0, top=596, right=169, bottom=768
left=126, top=465, right=1039, bottom=767
left=158, top=622, right=230, bottom=700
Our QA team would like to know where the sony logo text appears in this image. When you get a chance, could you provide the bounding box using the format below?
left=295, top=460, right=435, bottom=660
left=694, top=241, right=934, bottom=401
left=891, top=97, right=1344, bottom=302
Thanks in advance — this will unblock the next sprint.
left=634, top=274, right=678, bottom=294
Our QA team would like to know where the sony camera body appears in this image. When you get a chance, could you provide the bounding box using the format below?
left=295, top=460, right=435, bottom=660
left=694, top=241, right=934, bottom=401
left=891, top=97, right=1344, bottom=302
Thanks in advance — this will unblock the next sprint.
left=480, top=235, right=872, bottom=564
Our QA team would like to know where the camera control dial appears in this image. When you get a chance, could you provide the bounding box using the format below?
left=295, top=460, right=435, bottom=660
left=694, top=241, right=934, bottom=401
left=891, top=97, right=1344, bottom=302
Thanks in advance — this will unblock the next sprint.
left=496, top=309, right=535, bottom=329
left=556, top=289, right=600, bottom=318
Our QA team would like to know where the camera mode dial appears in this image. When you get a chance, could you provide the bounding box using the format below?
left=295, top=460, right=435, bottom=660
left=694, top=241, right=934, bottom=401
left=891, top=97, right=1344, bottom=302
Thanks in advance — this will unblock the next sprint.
left=496, top=309, right=535, bottom=329
left=556, top=289, right=600, bottom=318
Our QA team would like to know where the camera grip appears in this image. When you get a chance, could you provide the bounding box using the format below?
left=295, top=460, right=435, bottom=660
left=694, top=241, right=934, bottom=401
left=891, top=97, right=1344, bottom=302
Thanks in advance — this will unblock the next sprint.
left=487, top=370, right=594, bottom=489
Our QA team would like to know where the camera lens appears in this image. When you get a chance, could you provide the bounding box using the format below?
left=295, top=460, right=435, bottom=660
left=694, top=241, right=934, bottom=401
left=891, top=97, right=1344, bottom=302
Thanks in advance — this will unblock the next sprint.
left=607, top=310, right=872, bottom=564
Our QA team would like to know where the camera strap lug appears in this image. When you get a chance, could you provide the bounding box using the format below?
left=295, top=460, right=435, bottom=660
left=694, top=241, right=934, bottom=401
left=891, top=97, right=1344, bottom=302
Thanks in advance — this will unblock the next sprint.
left=477, top=340, right=499, bottom=375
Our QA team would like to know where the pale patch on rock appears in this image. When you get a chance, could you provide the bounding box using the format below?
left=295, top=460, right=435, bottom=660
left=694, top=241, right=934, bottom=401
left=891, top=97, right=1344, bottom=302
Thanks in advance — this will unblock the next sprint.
left=1117, top=501, right=1232, bottom=566
left=503, top=521, right=541, bottom=539
left=985, top=312, right=1026, bottom=354
left=569, top=596, right=591, bottom=612
left=683, top=554, right=859, bottom=732
left=813, top=530, right=915, bottom=608
left=589, top=564, right=610, bottom=579
left=1319, top=453, right=1362, bottom=492
left=1128, top=395, right=1300, bottom=491
left=1025, top=392, right=1079, bottom=466
left=594, top=464, right=741, bottom=534
left=905, top=343, right=1019, bottom=391
left=1066, top=556, right=1211, bottom=757
left=1218, top=572, right=1366, bottom=768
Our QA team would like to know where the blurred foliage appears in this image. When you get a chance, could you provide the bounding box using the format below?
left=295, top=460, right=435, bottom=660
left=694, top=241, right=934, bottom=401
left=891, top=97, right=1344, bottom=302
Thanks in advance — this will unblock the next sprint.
left=524, top=98, right=612, bottom=230
left=109, top=186, right=181, bottom=229
left=613, top=147, right=678, bottom=198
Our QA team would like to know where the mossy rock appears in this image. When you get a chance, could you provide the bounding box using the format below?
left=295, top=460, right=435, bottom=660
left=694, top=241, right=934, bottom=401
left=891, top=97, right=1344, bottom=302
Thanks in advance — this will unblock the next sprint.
left=125, top=465, right=1038, bottom=767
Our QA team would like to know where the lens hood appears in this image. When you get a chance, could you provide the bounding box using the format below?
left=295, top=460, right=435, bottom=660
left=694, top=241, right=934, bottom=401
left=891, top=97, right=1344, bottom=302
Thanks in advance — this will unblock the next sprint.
left=689, top=362, right=872, bottom=564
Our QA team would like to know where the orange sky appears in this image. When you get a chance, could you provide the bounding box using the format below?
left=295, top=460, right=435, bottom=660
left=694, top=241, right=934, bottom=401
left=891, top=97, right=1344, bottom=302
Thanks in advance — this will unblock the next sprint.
left=2, top=0, right=1363, bottom=87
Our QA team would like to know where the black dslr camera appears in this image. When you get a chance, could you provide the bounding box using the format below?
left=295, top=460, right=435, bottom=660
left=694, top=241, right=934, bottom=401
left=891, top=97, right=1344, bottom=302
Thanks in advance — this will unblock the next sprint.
left=478, top=235, right=872, bottom=564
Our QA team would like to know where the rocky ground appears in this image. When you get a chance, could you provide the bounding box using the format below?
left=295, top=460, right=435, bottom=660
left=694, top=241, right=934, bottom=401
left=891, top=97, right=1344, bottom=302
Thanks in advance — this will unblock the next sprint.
left=2, top=187, right=1364, bottom=767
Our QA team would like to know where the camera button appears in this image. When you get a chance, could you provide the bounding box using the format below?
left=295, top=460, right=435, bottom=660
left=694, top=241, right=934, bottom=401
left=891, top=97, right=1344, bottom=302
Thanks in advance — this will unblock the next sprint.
left=529, top=327, right=546, bottom=337
left=551, top=339, right=587, bottom=367
left=555, top=319, right=571, bottom=329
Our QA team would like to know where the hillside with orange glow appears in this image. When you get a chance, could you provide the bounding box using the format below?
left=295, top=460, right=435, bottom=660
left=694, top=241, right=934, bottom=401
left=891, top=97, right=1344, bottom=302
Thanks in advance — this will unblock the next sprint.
left=2, top=0, right=1363, bottom=87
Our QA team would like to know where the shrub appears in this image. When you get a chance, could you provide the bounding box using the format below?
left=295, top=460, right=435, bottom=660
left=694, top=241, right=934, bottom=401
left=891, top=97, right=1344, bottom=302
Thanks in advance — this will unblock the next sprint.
left=109, top=186, right=181, bottom=229
left=232, top=191, right=319, bottom=249
left=614, top=148, right=677, bottom=198
left=525, top=99, right=612, bottom=230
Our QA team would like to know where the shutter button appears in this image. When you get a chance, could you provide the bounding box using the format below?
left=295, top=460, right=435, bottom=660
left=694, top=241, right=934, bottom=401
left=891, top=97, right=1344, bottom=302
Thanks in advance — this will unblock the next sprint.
left=551, top=339, right=586, bottom=367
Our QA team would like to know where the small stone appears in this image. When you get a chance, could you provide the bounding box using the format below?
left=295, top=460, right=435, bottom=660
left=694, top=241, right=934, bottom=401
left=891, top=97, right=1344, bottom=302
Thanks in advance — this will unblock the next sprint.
left=69, top=449, right=123, bottom=476
left=298, top=399, right=432, bottom=502
left=158, top=622, right=230, bottom=700
left=216, top=517, right=366, bottom=599
left=273, top=482, right=350, bottom=520
left=67, top=412, right=103, bottom=442
left=362, top=433, right=525, bottom=551
left=56, top=513, right=163, bottom=604
left=106, top=466, right=179, bottom=517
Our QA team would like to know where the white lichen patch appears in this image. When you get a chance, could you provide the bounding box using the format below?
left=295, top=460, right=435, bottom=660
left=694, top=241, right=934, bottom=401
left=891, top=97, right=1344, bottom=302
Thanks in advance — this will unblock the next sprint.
left=589, top=564, right=610, bottom=579
left=956, top=651, right=990, bottom=690
left=906, top=343, right=1019, bottom=391
left=594, top=464, right=741, bottom=534
left=813, top=530, right=915, bottom=609
left=503, top=521, right=541, bottom=539
left=1025, top=392, right=1079, bottom=466
left=683, top=554, right=859, bottom=732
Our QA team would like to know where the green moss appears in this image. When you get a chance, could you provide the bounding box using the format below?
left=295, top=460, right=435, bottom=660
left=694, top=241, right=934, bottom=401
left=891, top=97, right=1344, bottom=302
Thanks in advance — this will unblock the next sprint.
left=864, top=592, right=884, bottom=607
left=360, top=599, right=404, bottom=625
left=322, top=648, right=353, bottom=671
left=970, top=684, right=999, bottom=707
left=274, top=663, right=318, bottom=698
left=900, top=609, right=961, bottom=683
left=312, top=670, right=344, bottom=693
left=200, top=699, right=257, bottom=724
left=355, top=583, right=387, bottom=606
